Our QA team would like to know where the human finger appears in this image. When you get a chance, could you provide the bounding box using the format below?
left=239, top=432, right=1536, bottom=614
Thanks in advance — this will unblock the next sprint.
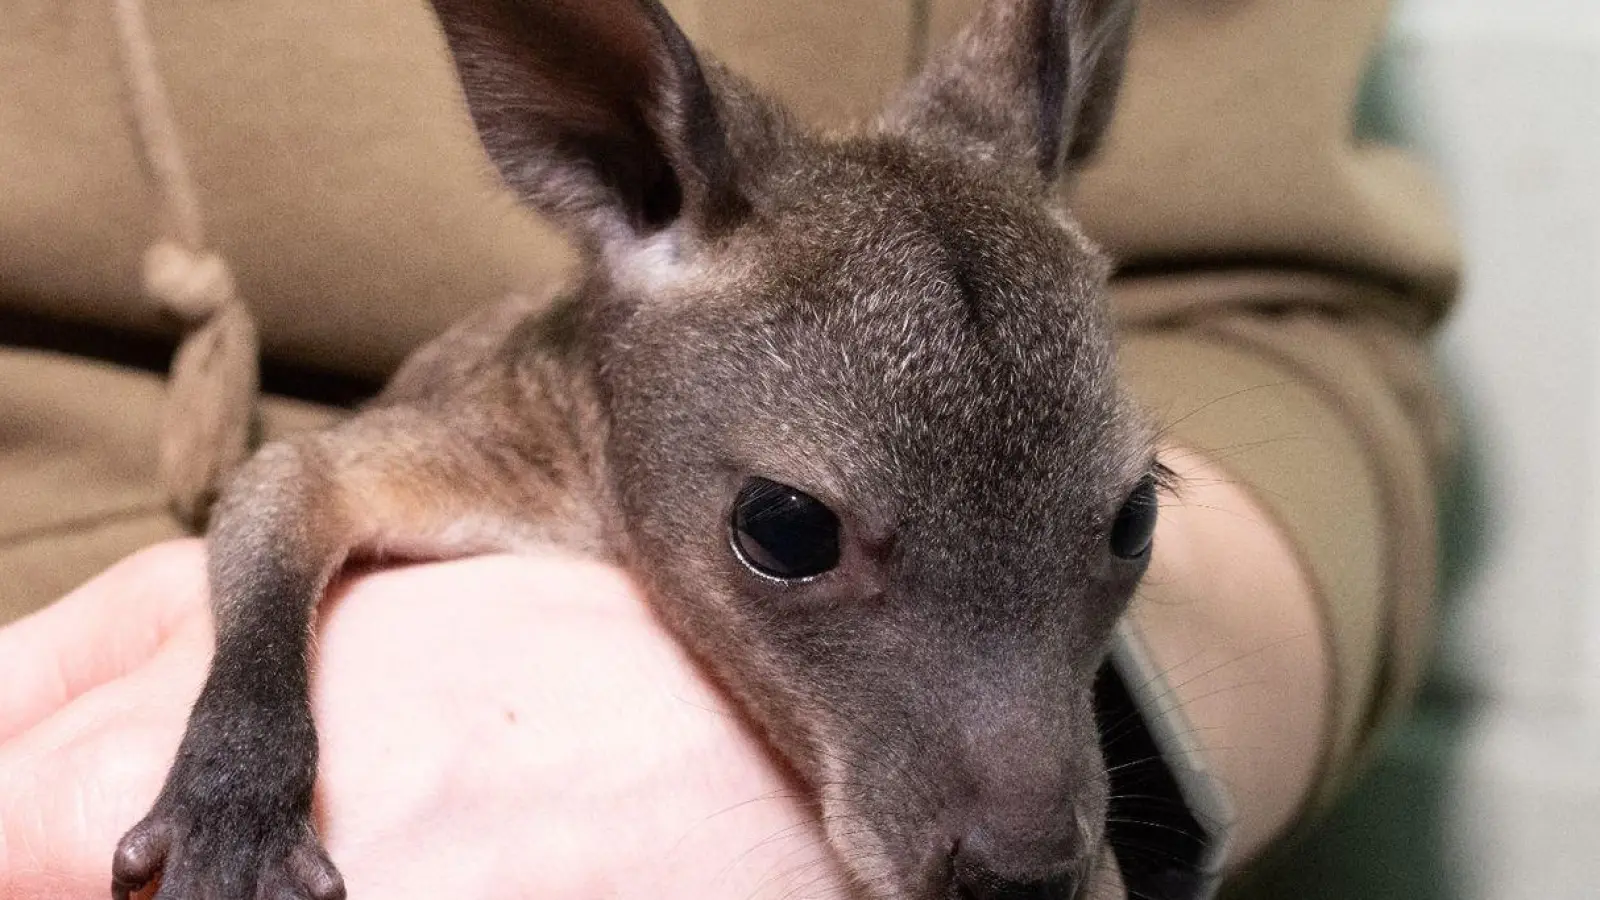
left=0, top=540, right=208, bottom=743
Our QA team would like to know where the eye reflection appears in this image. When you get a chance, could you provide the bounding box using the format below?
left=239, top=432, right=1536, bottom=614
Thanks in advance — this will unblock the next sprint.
left=730, top=477, right=841, bottom=580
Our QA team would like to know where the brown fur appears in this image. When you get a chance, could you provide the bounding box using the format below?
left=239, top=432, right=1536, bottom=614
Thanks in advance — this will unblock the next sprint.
left=114, top=2, right=1150, bottom=898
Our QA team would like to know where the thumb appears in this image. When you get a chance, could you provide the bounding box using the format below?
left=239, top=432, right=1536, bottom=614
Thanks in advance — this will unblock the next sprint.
left=0, top=540, right=208, bottom=743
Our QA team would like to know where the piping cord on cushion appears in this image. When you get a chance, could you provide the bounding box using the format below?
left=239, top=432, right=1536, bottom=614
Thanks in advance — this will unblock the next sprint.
left=110, top=0, right=260, bottom=531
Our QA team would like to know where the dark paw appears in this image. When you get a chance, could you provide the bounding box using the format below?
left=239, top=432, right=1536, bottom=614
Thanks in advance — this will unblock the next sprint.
left=111, top=816, right=173, bottom=897
left=112, top=810, right=344, bottom=900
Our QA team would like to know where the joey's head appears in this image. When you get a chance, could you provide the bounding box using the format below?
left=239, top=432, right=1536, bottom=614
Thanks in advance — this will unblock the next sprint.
left=430, top=0, right=1149, bottom=896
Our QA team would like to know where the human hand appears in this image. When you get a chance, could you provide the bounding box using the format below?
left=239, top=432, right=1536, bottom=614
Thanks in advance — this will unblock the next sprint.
left=0, top=541, right=852, bottom=899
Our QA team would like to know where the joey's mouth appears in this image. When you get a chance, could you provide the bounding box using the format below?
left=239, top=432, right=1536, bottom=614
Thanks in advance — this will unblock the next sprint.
left=815, top=785, right=1111, bottom=900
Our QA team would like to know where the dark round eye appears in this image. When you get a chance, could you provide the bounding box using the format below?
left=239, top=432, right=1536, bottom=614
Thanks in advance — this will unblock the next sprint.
left=730, top=477, right=841, bottom=580
left=1110, top=475, right=1159, bottom=560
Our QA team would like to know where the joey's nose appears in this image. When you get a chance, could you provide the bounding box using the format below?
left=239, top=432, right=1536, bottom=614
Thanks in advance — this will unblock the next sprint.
left=951, top=847, right=1081, bottom=900
left=952, top=863, right=1079, bottom=900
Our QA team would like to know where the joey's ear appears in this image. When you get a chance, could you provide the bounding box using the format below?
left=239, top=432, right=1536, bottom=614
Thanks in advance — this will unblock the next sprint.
left=882, top=0, right=1136, bottom=180
left=427, top=0, right=745, bottom=243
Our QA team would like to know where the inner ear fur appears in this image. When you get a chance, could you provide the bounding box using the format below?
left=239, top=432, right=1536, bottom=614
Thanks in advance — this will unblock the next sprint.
left=428, top=0, right=744, bottom=240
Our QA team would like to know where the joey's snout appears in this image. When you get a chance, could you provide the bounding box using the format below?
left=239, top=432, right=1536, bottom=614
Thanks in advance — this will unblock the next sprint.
left=820, top=670, right=1113, bottom=900
left=943, top=805, right=1097, bottom=900
left=934, top=739, right=1107, bottom=900
left=951, top=850, right=1084, bottom=900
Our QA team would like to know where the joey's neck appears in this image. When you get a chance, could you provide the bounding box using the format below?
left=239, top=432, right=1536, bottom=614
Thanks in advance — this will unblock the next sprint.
left=531, top=289, right=634, bottom=563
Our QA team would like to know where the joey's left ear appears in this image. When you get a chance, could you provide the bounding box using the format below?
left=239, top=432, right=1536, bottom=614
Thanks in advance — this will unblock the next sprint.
left=881, top=0, right=1136, bottom=181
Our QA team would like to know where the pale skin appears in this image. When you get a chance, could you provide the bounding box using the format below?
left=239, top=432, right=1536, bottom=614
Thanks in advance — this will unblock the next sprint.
left=0, top=450, right=1324, bottom=899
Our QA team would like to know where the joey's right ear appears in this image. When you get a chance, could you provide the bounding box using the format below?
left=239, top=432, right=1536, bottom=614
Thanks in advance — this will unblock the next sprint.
left=882, top=0, right=1136, bottom=182
left=427, top=0, right=745, bottom=245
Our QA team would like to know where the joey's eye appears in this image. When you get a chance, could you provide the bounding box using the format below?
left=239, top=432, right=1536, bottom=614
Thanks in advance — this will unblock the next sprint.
left=1109, top=475, right=1159, bottom=560
left=730, top=477, right=841, bottom=580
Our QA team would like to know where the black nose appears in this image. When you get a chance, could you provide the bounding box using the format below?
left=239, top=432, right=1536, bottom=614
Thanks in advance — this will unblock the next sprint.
left=952, top=856, right=1080, bottom=900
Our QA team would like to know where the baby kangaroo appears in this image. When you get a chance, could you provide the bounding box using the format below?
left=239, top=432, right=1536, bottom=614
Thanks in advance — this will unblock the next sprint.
left=114, top=0, right=1156, bottom=897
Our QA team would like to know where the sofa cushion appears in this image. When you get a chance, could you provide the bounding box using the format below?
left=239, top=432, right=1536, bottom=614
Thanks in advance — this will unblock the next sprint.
left=0, top=348, right=338, bottom=623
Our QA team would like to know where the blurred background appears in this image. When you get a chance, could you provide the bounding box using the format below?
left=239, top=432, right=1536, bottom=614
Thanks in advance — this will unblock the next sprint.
left=1242, top=1, right=1600, bottom=897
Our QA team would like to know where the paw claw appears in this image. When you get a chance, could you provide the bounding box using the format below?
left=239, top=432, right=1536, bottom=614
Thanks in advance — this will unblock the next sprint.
left=286, top=840, right=346, bottom=900
left=112, top=818, right=173, bottom=897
